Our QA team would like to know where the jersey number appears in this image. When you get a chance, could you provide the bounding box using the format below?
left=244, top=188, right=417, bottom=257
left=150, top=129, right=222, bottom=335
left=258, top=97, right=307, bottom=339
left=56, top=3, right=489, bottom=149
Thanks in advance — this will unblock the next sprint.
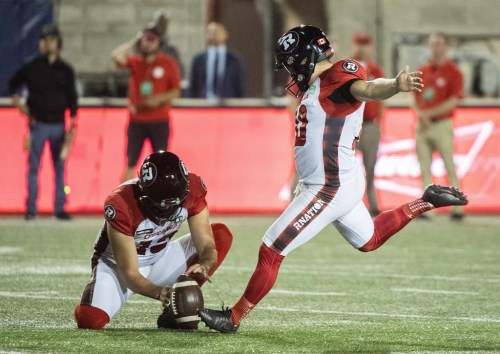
left=137, top=234, right=169, bottom=255
left=295, top=104, right=308, bottom=146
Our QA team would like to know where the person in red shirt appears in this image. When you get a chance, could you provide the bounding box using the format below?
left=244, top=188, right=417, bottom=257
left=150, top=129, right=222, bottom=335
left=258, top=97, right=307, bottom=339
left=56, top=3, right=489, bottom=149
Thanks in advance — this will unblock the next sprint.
left=412, top=32, right=465, bottom=220
left=111, top=26, right=181, bottom=181
left=352, top=32, right=385, bottom=217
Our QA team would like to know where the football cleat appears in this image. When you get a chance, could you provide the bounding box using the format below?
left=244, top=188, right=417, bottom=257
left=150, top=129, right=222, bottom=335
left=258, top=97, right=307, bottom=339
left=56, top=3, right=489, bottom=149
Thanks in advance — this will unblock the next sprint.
left=199, top=306, right=239, bottom=333
left=157, top=306, right=179, bottom=330
left=422, top=185, right=468, bottom=208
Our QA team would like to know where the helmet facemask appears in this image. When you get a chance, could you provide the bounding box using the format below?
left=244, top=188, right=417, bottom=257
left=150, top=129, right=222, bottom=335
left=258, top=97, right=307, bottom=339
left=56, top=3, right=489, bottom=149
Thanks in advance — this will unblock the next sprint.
left=137, top=193, right=187, bottom=226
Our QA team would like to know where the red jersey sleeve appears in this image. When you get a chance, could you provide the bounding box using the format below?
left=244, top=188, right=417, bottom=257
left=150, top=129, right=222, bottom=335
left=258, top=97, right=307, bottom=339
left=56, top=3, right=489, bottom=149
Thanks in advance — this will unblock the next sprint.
left=318, top=59, right=367, bottom=117
left=104, top=190, right=135, bottom=236
left=329, top=59, right=368, bottom=87
left=184, top=174, right=208, bottom=217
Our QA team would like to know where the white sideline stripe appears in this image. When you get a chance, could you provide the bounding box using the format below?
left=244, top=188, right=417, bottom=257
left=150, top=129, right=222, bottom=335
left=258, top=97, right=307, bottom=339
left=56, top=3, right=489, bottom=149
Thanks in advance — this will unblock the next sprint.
left=219, top=265, right=500, bottom=283
left=270, top=289, right=346, bottom=296
left=257, top=306, right=500, bottom=324
left=392, top=288, right=479, bottom=295
left=176, top=315, right=201, bottom=323
left=0, top=292, right=498, bottom=325
left=172, top=280, right=199, bottom=288
left=0, top=247, right=22, bottom=255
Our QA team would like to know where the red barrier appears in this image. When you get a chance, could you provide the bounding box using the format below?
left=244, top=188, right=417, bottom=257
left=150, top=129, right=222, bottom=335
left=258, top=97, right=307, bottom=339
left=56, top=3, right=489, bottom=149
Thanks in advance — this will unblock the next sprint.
left=376, top=108, right=500, bottom=212
left=1, top=106, right=499, bottom=214
left=0, top=107, right=295, bottom=214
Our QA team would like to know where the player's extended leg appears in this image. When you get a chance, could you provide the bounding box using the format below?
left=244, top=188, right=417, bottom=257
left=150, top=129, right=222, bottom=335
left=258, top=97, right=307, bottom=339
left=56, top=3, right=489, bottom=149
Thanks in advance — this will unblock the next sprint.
left=334, top=184, right=469, bottom=252
left=200, top=182, right=361, bottom=333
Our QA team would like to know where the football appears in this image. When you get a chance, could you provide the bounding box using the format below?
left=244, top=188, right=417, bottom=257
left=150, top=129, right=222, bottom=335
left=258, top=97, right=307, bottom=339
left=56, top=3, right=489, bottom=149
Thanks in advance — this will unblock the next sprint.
left=170, top=274, right=204, bottom=330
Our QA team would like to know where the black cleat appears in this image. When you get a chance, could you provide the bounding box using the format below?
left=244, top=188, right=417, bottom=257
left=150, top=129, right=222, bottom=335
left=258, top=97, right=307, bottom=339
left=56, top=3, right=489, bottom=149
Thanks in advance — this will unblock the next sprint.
left=157, top=306, right=179, bottom=330
left=422, top=185, right=468, bottom=208
left=199, top=306, right=239, bottom=333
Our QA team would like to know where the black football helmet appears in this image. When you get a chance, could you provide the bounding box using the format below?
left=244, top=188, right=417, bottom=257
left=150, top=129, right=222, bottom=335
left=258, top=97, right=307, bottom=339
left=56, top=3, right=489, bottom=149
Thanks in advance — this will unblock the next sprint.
left=275, top=25, right=333, bottom=96
left=135, top=151, right=189, bottom=225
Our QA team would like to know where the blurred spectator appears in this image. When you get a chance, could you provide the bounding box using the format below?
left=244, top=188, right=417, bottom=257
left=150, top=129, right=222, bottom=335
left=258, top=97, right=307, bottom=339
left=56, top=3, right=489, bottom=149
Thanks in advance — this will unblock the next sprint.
left=145, top=10, right=184, bottom=77
left=189, top=22, right=245, bottom=99
left=352, top=32, right=385, bottom=217
left=111, top=26, right=181, bottom=182
left=411, top=32, right=464, bottom=220
left=8, top=24, right=77, bottom=221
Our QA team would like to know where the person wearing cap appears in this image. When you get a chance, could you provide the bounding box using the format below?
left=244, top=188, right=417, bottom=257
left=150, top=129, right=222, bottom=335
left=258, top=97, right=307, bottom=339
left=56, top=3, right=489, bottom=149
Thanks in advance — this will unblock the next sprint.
left=8, top=24, right=78, bottom=221
left=411, top=32, right=464, bottom=221
left=111, top=26, right=181, bottom=181
left=351, top=32, right=385, bottom=217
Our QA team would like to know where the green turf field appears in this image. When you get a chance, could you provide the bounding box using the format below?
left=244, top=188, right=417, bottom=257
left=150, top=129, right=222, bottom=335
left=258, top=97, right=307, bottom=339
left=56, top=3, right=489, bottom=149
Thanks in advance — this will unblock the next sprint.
left=0, top=215, right=499, bottom=353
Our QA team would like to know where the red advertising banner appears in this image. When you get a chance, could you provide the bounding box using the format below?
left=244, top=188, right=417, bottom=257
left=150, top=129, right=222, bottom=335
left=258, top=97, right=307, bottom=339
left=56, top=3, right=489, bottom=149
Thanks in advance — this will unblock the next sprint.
left=376, top=108, right=500, bottom=212
left=0, top=107, right=295, bottom=214
left=0, top=106, right=499, bottom=214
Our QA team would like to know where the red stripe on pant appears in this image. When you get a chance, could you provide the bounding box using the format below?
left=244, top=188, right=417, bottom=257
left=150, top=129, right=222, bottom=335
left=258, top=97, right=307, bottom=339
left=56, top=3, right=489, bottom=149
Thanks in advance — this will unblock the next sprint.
left=271, top=187, right=337, bottom=254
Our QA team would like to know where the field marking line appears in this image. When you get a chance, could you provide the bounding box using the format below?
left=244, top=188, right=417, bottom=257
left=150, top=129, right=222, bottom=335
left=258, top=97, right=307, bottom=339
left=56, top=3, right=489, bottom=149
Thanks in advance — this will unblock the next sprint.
left=0, top=247, right=23, bottom=255
left=391, top=288, right=479, bottom=295
left=270, top=289, right=347, bottom=296
left=1, top=291, right=499, bottom=325
left=219, top=265, right=500, bottom=283
left=258, top=305, right=500, bottom=324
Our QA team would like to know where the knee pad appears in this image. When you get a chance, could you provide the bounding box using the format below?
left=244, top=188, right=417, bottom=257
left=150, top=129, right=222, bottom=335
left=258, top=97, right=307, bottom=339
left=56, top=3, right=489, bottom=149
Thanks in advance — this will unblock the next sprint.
left=74, top=304, right=110, bottom=329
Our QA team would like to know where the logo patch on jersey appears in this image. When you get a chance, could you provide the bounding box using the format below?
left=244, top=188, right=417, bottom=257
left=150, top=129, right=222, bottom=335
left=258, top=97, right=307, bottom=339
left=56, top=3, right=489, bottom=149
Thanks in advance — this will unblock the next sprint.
left=152, top=66, right=164, bottom=79
left=141, top=162, right=157, bottom=186
left=104, top=204, right=116, bottom=220
left=278, top=31, right=299, bottom=52
left=343, top=60, right=359, bottom=73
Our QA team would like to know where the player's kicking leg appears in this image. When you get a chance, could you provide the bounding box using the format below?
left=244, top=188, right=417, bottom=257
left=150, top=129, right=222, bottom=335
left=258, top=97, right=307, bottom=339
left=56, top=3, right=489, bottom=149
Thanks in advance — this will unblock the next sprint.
left=199, top=184, right=468, bottom=333
left=199, top=182, right=363, bottom=333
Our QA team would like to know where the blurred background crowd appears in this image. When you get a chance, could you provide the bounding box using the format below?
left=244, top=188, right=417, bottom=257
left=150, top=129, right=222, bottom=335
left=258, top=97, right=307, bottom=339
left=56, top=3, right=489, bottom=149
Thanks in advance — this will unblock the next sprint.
left=1, top=0, right=499, bottom=100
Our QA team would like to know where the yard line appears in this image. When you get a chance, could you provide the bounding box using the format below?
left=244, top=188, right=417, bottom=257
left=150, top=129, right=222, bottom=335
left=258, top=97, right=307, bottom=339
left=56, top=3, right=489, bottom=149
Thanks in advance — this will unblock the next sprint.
left=1, top=291, right=498, bottom=325
left=270, top=289, right=346, bottom=296
left=391, top=288, right=479, bottom=295
left=0, top=264, right=89, bottom=275
left=218, top=265, right=500, bottom=283
left=258, top=306, right=500, bottom=324
left=0, top=247, right=22, bottom=254
left=0, top=291, right=160, bottom=305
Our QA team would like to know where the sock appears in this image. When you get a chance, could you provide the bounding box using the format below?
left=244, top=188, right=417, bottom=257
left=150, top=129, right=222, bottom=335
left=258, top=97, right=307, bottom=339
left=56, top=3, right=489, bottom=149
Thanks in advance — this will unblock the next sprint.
left=360, top=198, right=433, bottom=252
left=231, top=243, right=284, bottom=324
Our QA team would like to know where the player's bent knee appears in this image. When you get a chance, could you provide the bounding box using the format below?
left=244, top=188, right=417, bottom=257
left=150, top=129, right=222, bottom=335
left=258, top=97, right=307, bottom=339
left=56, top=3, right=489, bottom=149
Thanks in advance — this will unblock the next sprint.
left=358, top=236, right=378, bottom=252
left=74, top=304, right=110, bottom=329
left=211, top=223, right=233, bottom=257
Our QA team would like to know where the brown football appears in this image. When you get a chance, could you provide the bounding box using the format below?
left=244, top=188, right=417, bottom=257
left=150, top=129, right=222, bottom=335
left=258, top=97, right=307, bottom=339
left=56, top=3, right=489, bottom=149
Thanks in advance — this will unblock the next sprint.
left=170, top=274, right=204, bottom=330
